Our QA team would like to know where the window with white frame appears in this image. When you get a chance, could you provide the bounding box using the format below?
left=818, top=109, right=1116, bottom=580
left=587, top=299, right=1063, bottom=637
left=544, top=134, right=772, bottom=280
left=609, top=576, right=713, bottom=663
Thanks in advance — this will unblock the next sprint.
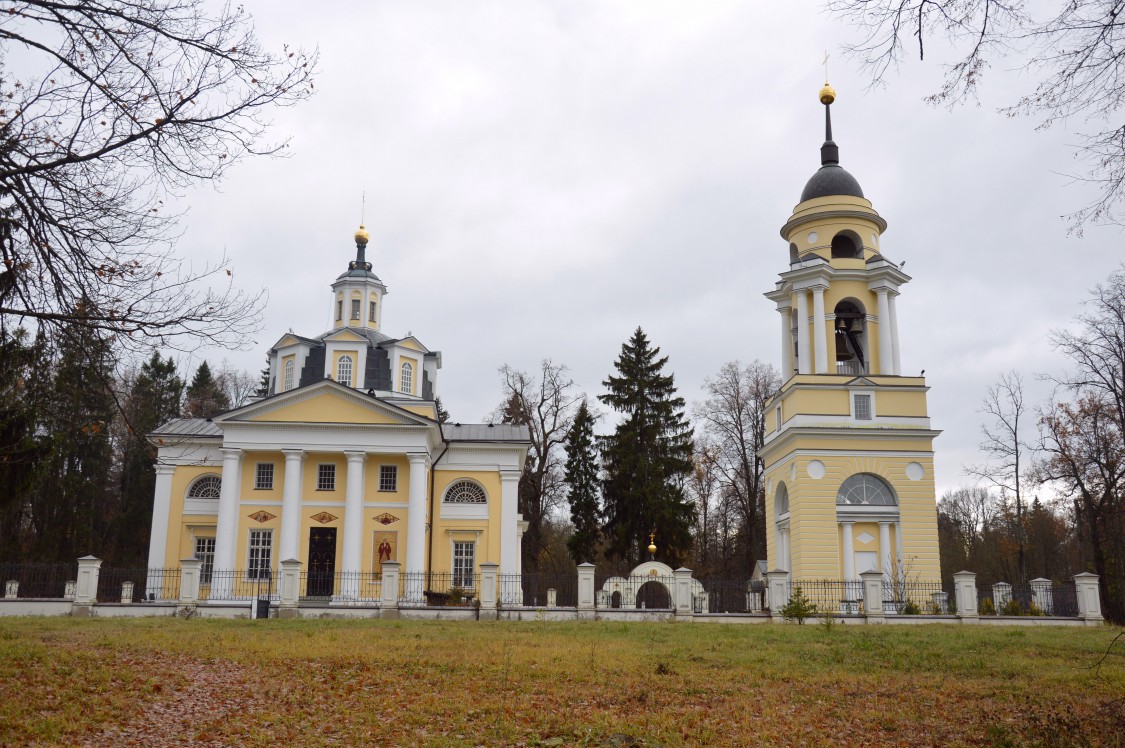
left=283, top=359, right=294, bottom=392
left=379, top=465, right=397, bottom=492
left=854, top=393, right=872, bottom=420
left=351, top=299, right=361, bottom=320
left=317, top=464, right=336, bottom=491
left=369, top=300, right=376, bottom=325
left=443, top=480, right=487, bottom=504
left=452, top=541, right=475, bottom=588
left=337, top=355, right=353, bottom=387
left=194, top=536, right=216, bottom=584
left=187, top=475, right=221, bottom=499
left=255, top=463, right=274, bottom=490
left=400, top=361, right=413, bottom=394
left=247, top=529, right=272, bottom=580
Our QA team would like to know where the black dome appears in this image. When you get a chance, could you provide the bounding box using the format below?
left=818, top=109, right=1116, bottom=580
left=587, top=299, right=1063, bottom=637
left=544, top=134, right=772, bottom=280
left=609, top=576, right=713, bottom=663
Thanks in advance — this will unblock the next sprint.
left=801, top=164, right=864, bottom=202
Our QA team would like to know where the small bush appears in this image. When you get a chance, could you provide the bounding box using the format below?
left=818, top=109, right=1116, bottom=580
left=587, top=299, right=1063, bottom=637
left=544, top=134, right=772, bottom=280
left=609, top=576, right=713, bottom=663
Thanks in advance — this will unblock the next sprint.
left=901, top=600, right=921, bottom=615
left=1027, top=604, right=1044, bottom=617
left=980, top=597, right=996, bottom=616
left=1001, top=599, right=1023, bottom=616
left=780, top=585, right=818, bottom=624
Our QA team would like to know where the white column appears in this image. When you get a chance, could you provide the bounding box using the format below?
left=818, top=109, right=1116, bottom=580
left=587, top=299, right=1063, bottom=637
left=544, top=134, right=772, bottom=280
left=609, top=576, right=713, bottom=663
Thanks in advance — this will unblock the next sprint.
left=146, top=465, right=176, bottom=571
left=780, top=527, right=791, bottom=572
left=796, top=290, right=811, bottom=375
left=812, top=285, right=828, bottom=374
left=879, top=521, right=892, bottom=577
left=841, top=521, right=855, bottom=580
left=279, top=450, right=305, bottom=563
left=405, top=453, right=429, bottom=602
left=500, top=471, right=521, bottom=576
left=778, top=307, right=792, bottom=376
left=212, top=449, right=243, bottom=597
left=340, top=451, right=366, bottom=599
left=876, top=288, right=893, bottom=375
left=888, top=291, right=902, bottom=375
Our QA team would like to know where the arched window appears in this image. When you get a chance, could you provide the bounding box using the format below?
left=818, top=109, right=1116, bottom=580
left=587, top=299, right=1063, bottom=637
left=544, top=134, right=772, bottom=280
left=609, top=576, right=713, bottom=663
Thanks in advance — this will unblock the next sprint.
left=400, top=362, right=413, bottom=394
left=789, top=242, right=799, bottom=264
left=836, top=474, right=896, bottom=506
left=775, top=483, right=790, bottom=517
left=443, top=480, right=487, bottom=504
left=337, top=355, right=353, bottom=387
left=187, top=475, right=222, bottom=499
left=830, top=230, right=862, bottom=259
left=283, top=360, right=294, bottom=392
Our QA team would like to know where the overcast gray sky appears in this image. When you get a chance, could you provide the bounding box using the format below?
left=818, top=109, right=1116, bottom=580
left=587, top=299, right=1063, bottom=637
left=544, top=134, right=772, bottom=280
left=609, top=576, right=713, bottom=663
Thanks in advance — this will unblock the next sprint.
left=178, top=0, right=1123, bottom=499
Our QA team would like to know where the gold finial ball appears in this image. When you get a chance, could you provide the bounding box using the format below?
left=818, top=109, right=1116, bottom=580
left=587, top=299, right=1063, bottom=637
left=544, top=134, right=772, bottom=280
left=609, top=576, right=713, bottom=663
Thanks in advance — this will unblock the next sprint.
left=354, top=224, right=370, bottom=246
left=648, top=541, right=657, bottom=555
left=819, top=83, right=836, bottom=106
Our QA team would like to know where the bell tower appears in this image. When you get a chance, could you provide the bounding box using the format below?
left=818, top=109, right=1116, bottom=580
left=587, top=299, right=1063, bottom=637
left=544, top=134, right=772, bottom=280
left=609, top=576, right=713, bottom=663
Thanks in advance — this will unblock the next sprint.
left=330, top=224, right=388, bottom=332
left=760, top=83, right=942, bottom=586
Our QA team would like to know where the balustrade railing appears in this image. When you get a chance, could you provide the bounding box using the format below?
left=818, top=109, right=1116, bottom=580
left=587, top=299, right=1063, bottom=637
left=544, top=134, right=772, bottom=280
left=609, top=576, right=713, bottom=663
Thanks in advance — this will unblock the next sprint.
left=297, top=570, right=382, bottom=602
left=200, top=570, right=277, bottom=602
left=791, top=580, right=864, bottom=614
left=399, top=571, right=481, bottom=606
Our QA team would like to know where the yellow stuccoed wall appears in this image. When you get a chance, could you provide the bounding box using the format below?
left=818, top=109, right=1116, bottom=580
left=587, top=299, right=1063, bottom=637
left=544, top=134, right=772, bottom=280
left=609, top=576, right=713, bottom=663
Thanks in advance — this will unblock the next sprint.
left=167, top=465, right=218, bottom=567
left=252, top=392, right=403, bottom=424
left=430, top=470, right=504, bottom=572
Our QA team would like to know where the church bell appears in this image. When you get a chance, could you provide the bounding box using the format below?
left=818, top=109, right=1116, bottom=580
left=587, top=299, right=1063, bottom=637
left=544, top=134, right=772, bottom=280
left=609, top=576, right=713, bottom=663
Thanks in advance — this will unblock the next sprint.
left=835, top=319, right=853, bottom=361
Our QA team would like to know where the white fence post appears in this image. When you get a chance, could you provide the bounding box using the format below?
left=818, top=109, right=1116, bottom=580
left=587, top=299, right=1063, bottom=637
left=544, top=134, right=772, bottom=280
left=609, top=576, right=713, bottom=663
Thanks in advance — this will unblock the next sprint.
left=120, top=580, right=134, bottom=604
left=1029, top=578, right=1052, bottom=615
left=953, top=571, right=978, bottom=619
left=380, top=561, right=400, bottom=614
left=479, top=562, right=498, bottom=620
left=577, top=563, right=595, bottom=617
left=1074, top=572, right=1103, bottom=623
left=278, top=558, right=301, bottom=617
left=860, top=569, right=885, bottom=622
left=766, top=569, right=790, bottom=622
left=547, top=588, right=557, bottom=608
left=74, top=555, right=102, bottom=613
left=3, top=581, right=17, bottom=599
left=673, top=567, right=694, bottom=617
left=993, top=582, right=1012, bottom=611
left=179, top=559, right=201, bottom=605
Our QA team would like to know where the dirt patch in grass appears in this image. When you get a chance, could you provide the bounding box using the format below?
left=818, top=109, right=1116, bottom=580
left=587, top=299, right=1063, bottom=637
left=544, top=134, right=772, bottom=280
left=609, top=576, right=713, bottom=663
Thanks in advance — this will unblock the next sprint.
left=1, top=618, right=1122, bottom=747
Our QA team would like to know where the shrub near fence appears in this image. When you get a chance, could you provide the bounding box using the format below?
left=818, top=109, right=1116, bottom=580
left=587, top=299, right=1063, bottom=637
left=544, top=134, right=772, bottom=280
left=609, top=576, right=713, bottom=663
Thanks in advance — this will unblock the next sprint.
left=882, top=579, right=948, bottom=614
left=793, top=580, right=864, bottom=614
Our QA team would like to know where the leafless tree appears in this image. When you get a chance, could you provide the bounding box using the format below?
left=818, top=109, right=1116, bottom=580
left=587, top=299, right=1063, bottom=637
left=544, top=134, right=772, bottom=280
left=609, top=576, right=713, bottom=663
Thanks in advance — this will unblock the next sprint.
left=492, top=360, right=583, bottom=573
left=214, top=360, right=257, bottom=409
left=965, top=370, right=1030, bottom=582
left=827, top=0, right=1125, bottom=230
left=0, top=1, right=317, bottom=350
left=687, top=439, right=721, bottom=576
left=692, top=360, right=781, bottom=573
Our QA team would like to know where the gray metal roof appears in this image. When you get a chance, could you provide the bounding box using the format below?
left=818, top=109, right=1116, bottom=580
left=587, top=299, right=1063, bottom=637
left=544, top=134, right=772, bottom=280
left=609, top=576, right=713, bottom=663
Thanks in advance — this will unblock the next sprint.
left=442, top=423, right=530, bottom=442
left=150, top=418, right=221, bottom=438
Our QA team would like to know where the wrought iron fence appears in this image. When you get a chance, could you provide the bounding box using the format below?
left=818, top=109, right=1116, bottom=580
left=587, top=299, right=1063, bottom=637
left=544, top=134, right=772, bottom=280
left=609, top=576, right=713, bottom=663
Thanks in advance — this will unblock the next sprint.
left=200, top=570, right=277, bottom=602
left=882, top=579, right=949, bottom=614
left=696, top=579, right=769, bottom=614
left=497, top=573, right=577, bottom=607
left=979, top=582, right=1079, bottom=616
left=595, top=574, right=675, bottom=610
left=298, top=570, right=382, bottom=602
left=790, top=580, right=864, bottom=614
left=96, top=567, right=180, bottom=603
left=399, top=571, right=481, bottom=607
left=0, top=562, right=77, bottom=599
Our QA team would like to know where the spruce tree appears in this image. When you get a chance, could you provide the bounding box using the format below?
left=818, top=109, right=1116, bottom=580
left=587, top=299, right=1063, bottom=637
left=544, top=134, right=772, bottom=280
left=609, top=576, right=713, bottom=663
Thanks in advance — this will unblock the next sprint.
left=184, top=360, right=230, bottom=418
left=435, top=396, right=451, bottom=423
left=599, top=327, right=694, bottom=566
left=564, top=399, right=601, bottom=564
left=254, top=356, right=271, bottom=397
left=113, top=353, right=183, bottom=565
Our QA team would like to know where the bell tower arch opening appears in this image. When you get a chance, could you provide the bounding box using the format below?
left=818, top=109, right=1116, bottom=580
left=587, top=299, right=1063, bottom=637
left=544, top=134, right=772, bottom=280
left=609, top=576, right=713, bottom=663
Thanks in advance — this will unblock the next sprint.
left=833, top=299, right=868, bottom=376
left=830, top=230, right=862, bottom=259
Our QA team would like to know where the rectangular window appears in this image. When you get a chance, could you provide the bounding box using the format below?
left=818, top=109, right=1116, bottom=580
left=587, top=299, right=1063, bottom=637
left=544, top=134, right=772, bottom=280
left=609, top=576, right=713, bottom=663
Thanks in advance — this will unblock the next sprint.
left=336, top=299, right=342, bottom=321
left=775, top=406, right=782, bottom=431
left=854, top=394, right=872, bottom=420
left=452, top=541, right=475, bottom=588
left=369, top=300, right=376, bottom=324
left=194, top=536, right=216, bottom=584
left=317, top=463, right=336, bottom=491
left=247, top=530, right=272, bottom=580
left=379, top=464, right=398, bottom=492
left=255, top=463, right=274, bottom=490
left=351, top=299, right=361, bottom=320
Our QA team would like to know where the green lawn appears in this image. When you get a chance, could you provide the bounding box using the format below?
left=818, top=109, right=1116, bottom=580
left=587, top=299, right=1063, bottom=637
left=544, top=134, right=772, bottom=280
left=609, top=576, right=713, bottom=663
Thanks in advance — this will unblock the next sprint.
left=1, top=617, right=1122, bottom=747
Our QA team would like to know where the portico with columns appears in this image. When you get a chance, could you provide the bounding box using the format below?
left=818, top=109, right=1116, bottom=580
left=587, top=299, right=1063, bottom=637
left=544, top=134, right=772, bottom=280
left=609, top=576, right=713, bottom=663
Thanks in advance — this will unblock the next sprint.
left=760, top=82, right=941, bottom=586
left=147, top=225, right=530, bottom=602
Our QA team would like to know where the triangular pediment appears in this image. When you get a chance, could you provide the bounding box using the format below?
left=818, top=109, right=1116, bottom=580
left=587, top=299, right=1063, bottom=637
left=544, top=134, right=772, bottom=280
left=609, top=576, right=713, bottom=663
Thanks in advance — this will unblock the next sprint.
left=389, top=335, right=430, bottom=354
left=848, top=377, right=878, bottom=387
left=215, top=380, right=434, bottom=427
left=271, top=332, right=318, bottom=351
left=323, top=328, right=369, bottom=343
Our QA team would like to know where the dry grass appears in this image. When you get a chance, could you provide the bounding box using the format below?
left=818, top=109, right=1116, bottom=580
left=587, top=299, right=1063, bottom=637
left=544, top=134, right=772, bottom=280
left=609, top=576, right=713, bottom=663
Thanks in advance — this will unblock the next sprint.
left=1, top=617, right=1122, bottom=747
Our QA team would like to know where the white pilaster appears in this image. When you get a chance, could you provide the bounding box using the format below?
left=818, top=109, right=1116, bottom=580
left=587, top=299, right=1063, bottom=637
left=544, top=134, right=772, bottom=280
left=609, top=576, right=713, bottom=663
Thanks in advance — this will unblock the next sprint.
left=888, top=291, right=902, bottom=375
left=879, top=521, right=892, bottom=577
left=796, top=290, right=811, bottom=374
left=405, top=453, right=429, bottom=603
left=340, top=451, right=366, bottom=599
left=780, top=527, right=791, bottom=572
left=812, top=285, right=828, bottom=374
left=876, top=288, right=893, bottom=375
left=841, top=521, right=855, bottom=581
left=212, top=449, right=243, bottom=597
left=778, top=307, right=792, bottom=376
left=500, top=470, right=521, bottom=576
left=146, top=465, right=176, bottom=571
left=279, top=449, right=305, bottom=563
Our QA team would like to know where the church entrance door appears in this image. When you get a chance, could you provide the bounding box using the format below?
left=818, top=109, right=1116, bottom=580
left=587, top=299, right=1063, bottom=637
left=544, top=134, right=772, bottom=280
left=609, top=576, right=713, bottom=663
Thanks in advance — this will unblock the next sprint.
left=307, top=527, right=337, bottom=597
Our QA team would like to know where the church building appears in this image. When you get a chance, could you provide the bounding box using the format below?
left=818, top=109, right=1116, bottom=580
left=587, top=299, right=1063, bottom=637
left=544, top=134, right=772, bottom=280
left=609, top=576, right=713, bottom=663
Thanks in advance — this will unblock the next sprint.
left=146, top=225, right=530, bottom=600
left=760, top=83, right=942, bottom=584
